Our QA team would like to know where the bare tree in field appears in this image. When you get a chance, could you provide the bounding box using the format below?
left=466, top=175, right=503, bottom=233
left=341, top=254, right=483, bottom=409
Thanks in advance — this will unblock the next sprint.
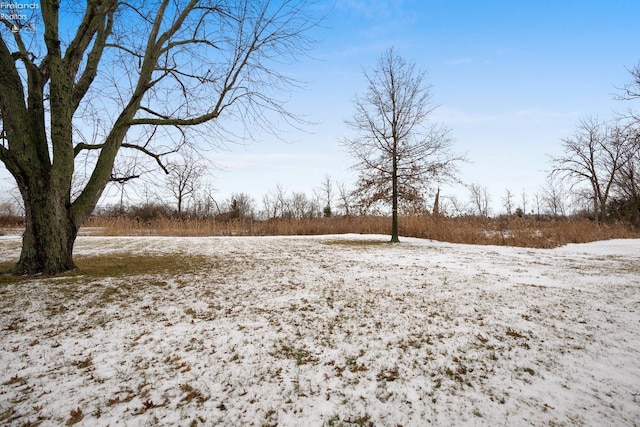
left=446, top=195, right=465, bottom=217
left=533, top=192, right=543, bottom=218
left=502, top=189, right=514, bottom=216
left=550, top=117, right=632, bottom=223
left=318, top=174, right=334, bottom=217
left=192, top=182, right=219, bottom=219
left=289, top=191, right=311, bottom=219
left=166, top=155, right=206, bottom=216
left=0, top=0, right=320, bottom=274
left=468, top=183, right=490, bottom=218
left=542, top=176, right=568, bottom=218
left=341, top=47, right=462, bottom=243
left=227, top=192, right=255, bottom=220
left=520, top=189, right=528, bottom=217
left=336, top=182, right=354, bottom=217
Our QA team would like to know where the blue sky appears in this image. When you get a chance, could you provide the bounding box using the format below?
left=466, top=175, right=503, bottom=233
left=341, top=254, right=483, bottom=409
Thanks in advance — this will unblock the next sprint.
left=207, top=0, right=640, bottom=213
left=2, top=0, right=639, bottom=214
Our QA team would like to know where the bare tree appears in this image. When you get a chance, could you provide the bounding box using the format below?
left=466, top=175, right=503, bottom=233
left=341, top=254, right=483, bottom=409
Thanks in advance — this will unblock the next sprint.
left=0, top=200, right=18, bottom=216
left=262, top=183, right=289, bottom=219
left=0, top=0, right=320, bottom=274
left=262, top=192, right=278, bottom=219
left=610, top=127, right=640, bottom=225
left=341, top=47, right=462, bottom=242
left=520, top=189, right=528, bottom=217
left=274, top=184, right=289, bottom=218
left=619, top=62, right=640, bottom=101
left=611, top=62, right=640, bottom=225
left=166, top=155, right=205, bottom=216
left=318, top=174, right=334, bottom=217
left=533, top=192, right=543, bottom=219
left=502, top=189, right=514, bottom=216
left=541, top=176, right=567, bottom=218
left=468, top=183, right=490, bottom=218
left=336, top=181, right=354, bottom=217
left=192, top=182, right=220, bottom=219
left=550, top=117, right=632, bottom=223
left=445, top=195, right=465, bottom=217
left=1, top=182, right=25, bottom=216
left=289, top=191, right=311, bottom=219
left=227, top=192, right=255, bottom=220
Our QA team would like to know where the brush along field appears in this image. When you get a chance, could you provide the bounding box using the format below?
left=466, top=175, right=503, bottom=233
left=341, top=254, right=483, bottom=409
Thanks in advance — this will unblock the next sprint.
left=0, top=234, right=639, bottom=426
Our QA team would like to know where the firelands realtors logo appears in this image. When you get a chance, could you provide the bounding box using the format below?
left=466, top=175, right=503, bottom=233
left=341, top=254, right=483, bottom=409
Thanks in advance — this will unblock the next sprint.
left=1, top=1, right=40, bottom=32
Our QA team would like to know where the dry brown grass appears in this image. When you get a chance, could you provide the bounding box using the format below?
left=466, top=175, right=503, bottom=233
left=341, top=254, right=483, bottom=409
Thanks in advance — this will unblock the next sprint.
left=81, top=215, right=640, bottom=248
left=0, top=252, right=215, bottom=286
left=400, top=215, right=640, bottom=248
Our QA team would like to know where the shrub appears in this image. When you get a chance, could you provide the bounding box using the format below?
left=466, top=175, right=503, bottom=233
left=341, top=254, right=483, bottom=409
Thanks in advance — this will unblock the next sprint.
left=82, top=214, right=640, bottom=248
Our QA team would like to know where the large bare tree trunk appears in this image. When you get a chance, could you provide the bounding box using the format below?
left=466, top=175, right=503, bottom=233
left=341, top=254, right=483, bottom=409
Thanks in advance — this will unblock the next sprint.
left=15, top=184, right=78, bottom=274
left=1, top=0, right=319, bottom=275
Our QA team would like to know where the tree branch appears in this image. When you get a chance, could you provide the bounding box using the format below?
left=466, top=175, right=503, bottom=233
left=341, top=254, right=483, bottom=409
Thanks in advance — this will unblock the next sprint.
left=121, top=143, right=170, bottom=174
left=109, top=173, right=141, bottom=183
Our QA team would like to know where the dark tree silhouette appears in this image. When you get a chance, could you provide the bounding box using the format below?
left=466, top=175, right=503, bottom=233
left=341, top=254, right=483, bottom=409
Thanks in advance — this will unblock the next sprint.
left=341, top=47, right=462, bottom=242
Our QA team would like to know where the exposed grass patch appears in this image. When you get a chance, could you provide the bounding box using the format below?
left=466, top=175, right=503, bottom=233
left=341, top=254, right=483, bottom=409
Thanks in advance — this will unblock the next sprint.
left=74, top=253, right=213, bottom=278
left=65, top=407, right=84, bottom=426
left=0, top=253, right=215, bottom=286
left=0, top=261, right=14, bottom=275
left=321, top=239, right=392, bottom=247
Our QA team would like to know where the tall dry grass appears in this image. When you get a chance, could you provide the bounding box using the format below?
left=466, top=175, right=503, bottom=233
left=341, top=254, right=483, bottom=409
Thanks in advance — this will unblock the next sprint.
left=82, top=215, right=640, bottom=248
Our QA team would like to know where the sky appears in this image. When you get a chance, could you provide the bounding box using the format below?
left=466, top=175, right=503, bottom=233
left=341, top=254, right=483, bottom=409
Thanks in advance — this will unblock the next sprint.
left=208, top=0, right=640, bottom=214
left=1, top=0, right=640, bottom=215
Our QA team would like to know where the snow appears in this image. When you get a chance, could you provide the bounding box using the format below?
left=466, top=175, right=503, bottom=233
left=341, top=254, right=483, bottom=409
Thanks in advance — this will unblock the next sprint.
left=1, top=234, right=639, bottom=426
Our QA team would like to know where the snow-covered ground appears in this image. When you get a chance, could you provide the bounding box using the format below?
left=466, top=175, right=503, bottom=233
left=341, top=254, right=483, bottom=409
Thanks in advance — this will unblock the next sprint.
left=1, top=234, right=639, bottom=426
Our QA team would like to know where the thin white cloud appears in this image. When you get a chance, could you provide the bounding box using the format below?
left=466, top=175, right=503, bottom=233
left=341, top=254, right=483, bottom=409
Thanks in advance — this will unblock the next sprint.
left=434, top=106, right=581, bottom=125
left=215, top=152, right=331, bottom=170
left=443, top=58, right=475, bottom=66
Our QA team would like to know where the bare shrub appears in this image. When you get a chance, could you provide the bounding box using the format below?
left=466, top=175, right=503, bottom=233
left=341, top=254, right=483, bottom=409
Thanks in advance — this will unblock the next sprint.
left=83, top=215, right=639, bottom=247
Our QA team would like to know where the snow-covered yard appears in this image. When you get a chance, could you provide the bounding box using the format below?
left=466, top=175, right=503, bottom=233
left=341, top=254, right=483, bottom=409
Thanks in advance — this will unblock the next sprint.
left=1, top=234, right=639, bottom=426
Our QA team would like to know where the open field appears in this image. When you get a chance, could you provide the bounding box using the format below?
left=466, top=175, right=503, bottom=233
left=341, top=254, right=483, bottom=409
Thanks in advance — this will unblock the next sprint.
left=1, top=234, right=639, bottom=426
